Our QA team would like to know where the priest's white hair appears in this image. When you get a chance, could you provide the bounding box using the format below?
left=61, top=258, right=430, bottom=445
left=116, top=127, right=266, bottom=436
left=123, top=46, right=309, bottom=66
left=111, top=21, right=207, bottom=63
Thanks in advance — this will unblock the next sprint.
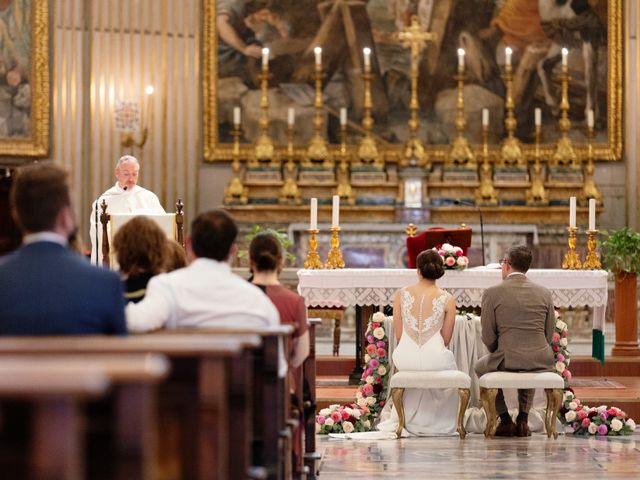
left=116, top=155, right=139, bottom=169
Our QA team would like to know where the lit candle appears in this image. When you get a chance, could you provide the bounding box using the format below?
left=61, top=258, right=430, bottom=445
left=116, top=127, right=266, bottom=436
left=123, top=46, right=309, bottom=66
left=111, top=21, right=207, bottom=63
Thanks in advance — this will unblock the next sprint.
left=310, top=198, right=318, bottom=230
left=482, top=108, right=489, bottom=127
left=363, top=47, right=371, bottom=70
left=314, top=46, right=322, bottom=66
left=587, top=109, right=594, bottom=129
left=261, top=47, right=269, bottom=69
left=569, top=196, right=576, bottom=229
left=288, top=107, right=295, bottom=126
left=233, top=107, right=241, bottom=126
left=505, top=47, right=512, bottom=68
left=332, top=195, right=340, bottom=228
left=340, top=107, right=347, bottom=126
left=589, top=198, right=596, bottom=231
left=457, top=48, right=465, bottom=72
left=561, top=47, right=568, bottom=67
left=535, top=108, right=541, bottom=127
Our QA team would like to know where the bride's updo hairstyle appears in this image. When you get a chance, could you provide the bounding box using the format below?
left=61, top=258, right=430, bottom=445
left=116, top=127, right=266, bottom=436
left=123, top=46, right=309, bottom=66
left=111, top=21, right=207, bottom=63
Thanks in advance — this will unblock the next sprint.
left=417, top=249, right=445, bottom=280
left=249, top=232, right=283, bottom=272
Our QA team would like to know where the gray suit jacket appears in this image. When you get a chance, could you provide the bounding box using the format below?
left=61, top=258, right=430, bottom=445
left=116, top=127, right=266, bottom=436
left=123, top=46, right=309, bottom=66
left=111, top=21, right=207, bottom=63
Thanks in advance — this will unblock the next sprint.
left=474, top=273, right=556, bottom=376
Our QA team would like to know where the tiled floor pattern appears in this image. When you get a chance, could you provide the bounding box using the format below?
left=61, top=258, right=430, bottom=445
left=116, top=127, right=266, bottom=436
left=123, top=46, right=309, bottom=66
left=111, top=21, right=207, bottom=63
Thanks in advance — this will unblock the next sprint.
left=317, top=433, right=640, bottom=479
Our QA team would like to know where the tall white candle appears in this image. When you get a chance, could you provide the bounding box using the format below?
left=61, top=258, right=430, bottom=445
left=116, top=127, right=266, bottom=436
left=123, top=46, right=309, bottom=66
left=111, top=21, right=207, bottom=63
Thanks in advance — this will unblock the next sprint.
left=363, top=47, right=371, bottom=70
left=287, top=107, right=295, bottom=126
left=482, top=108, right=489, bottom=127
left=340, top=107, right=347, bottom=126
left=589, top=198, right=596, bottom=231
left=569, top=196, right=577, bottom=228
left=310, top=198, right=318, bottom=230
left=561, top=47, right=568, bottom=67
left=314, top=47, right=322, bottom=66
left=457, top=48, right=465, bottom=71
left=535, top=108, right=541, bottom=127
left=261, top=47, right=269, bottom=69
left=587, top=109, right=594, bottom=129
left=233, top=107, right=241, bottom=126
left=505, top=47, right=512, bottom=67
left=332, top=195, right=340, bottom=228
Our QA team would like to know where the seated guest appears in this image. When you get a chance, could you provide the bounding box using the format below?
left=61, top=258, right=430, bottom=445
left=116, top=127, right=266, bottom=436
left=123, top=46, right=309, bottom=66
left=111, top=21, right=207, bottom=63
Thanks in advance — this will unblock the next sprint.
left=475, top=245, right=556, bottom=437
left=113, top=216, right=168, bottom=304
left=0, top=165, right=126, bottom=335
left=164, top=238, right=187, bottom=272
left=126, top=209, right=279, bottom=332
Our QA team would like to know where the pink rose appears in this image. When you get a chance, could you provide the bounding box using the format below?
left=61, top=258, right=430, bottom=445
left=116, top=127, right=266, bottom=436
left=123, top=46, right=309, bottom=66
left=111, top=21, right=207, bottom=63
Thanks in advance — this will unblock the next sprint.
left=454, top=247, right=463, bottom=255
left=552, top=345, right=560, bottom=352
left=331, top=412, right=341, bottom=422
left=581, top=418, right=591, bottom=427
left=597, top=424, right=608, bottom=435
left=367, top=335, right=375, bottom=344
left=438, top=250, right=446, bottom=256
left=578, top=410, right=587, bottom=420
left=370, top=359, right=379, bottom=368
left=377, top=348, right=386, bottom=358
left=317, top=415, right=326, bottom=425
left=557, top=353, right=565, bottom=362
left=377, top=341, right=386, bottom=348
left=341, top=410, right=350, bottom=421
left=445, top=257, right=456, bottom=267
left=366, top=345, right=376, bottom=355
left=363, top=384, right=373, bottom=395
left=372, top=323, right=380, bottom=329
left=552, top=332, right=561, bottom=342
left=562, top=370, right=572, bottom=380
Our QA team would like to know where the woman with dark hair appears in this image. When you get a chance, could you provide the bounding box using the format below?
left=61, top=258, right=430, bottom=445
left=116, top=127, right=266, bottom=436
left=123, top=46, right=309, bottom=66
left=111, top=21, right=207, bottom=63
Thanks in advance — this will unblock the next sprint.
left=374, top=248, right=460, bottom=436
left=113, top=216, right=168, bottom=303
left=249, top=232, right=309, bottom=469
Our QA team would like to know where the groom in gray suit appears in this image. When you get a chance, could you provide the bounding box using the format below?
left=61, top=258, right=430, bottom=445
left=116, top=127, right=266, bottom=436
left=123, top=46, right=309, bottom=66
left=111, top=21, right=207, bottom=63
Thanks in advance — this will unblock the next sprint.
left=475, top=245, right=556, bottom=437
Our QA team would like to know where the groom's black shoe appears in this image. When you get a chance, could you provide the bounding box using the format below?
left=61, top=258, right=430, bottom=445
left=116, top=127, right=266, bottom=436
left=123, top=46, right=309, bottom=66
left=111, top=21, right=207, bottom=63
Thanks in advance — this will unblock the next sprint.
left=494, top=420, right=516, bottom=437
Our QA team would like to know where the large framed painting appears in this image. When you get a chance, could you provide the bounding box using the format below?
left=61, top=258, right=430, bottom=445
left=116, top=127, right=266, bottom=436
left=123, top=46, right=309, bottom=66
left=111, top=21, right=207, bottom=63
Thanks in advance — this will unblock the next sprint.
left=0, top=0, right=49, bottom=157
left=203, top=0, right=622, bottom=162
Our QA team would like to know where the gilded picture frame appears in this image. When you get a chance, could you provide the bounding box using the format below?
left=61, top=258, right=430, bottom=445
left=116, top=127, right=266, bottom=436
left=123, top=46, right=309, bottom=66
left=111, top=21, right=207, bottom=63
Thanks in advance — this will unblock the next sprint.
left=203, top=0, right=622, bottom=162
left=0, top=0, right=49, bottom=157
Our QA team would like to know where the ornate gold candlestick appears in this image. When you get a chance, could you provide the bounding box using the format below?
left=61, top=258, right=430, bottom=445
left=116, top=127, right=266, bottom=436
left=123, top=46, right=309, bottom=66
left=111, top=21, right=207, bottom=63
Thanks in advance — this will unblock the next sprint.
left=325, top=226, right=345, bottom=269
left=356, top=61, right=383, bottom=169
left=305, top=57, right=332, bottom=167
left=562, top=227, right=582, bottom=270
left=304, top=229, right=323, bottom=269
left=526, top=124, right=549, bottom=205
left=498, top=61, right=525, bottom=168
left=250, top=61, right=276, bottom=167
left=279, top=123, right=301, bottom=204
left=447, top=65, right=476, bottom=168
left=581, top=122, right=602, bottom=206
left=396, top=16, right=435, bottom=168
left=583, top=229, right=601, bottom=270
left=336, top=123, right=355, bottom=204
left=475, top=124, right=498, bottom=204
left=224, top=123, right=248, bottom=204
left=551, top=57, right=578, bottom=168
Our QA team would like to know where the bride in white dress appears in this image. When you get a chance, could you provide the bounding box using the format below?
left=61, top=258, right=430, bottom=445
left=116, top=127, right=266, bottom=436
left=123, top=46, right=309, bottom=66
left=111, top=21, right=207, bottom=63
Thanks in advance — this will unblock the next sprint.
left=376, top=249, right=460, bottom=436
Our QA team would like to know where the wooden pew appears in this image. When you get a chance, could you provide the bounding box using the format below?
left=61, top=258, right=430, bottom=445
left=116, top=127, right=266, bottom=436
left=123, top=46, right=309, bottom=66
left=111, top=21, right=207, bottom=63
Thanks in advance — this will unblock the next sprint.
left=0, top=335, right=259, bottom=480
left=303, top=318, right=322, bottom=479
left=0, top=353, right=168, bottom=480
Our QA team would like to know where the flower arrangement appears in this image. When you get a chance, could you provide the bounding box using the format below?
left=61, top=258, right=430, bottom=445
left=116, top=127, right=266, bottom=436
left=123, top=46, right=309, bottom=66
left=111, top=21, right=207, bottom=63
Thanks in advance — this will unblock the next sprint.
left=435, top=243, right=469, bottom=270
left=316, top=403, right=373, bottom=434
left=552, top=316, right=572, bottom=388
left=560, top=391, right=636, bottom=436
left=355, top=311, right=390, bottom=416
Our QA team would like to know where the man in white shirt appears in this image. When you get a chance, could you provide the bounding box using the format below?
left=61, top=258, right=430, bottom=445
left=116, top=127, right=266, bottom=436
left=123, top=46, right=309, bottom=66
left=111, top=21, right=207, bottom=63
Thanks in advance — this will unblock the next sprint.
left=126, top=209, right=279, bottom=332
left=90, top=155, right=165, bottom=264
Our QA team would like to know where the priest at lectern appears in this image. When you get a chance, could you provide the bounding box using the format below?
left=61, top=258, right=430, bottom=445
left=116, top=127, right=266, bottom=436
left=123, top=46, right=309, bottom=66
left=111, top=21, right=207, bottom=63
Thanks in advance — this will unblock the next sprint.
left=90, top=155, right=165, bottom=264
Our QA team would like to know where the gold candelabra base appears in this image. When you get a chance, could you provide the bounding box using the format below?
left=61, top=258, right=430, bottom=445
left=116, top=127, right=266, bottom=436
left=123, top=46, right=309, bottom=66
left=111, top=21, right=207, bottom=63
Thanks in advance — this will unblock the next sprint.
left=562, top=227, right=582, bottom=270
left=498, top=136, right=525, bottom=168
left=583, top=229, right=602, bottom=270
left=356, top=136, right=383, bottom=169
left=304, top=134, right=332, bottom=167
left=304, top=229, right=323, bottom=269
left=475, top=164, right=498, bottom=205
left=447, top=135, right=476, bottom=168
left=401, top=137, right=427, bottom=168
left=325, top=226, right=345, bottom=269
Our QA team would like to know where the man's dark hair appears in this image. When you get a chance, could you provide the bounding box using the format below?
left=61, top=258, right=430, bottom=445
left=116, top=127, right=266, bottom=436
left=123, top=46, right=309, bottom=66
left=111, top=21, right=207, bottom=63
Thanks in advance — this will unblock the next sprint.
left=11, top=165, right=71, bottom=233
left=506, top=245, right=533, bottom=273
left=190, top=209, right=238, bottom=261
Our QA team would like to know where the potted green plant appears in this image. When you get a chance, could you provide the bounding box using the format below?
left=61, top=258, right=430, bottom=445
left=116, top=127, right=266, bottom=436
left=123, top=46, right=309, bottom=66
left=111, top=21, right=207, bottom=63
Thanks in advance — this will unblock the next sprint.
left=237, top=225, right=297, bottom=267
left=601, top=227, right=640, bottom=356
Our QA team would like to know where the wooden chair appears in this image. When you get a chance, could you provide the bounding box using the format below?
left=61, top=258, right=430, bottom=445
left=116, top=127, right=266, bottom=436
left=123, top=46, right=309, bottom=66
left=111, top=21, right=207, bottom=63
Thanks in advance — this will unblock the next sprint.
left=478, top=372, right=564, bottom=439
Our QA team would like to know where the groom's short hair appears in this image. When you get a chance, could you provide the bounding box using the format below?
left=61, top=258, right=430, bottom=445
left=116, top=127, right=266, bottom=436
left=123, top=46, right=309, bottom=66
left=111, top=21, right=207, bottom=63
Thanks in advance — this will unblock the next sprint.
left=506, top=245, right=532, bottom=273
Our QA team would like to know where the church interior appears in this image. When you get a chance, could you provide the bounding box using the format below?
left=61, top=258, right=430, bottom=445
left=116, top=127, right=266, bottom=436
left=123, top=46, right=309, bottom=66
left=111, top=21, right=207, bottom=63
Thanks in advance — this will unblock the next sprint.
left=0, top=0, right=639, bottom=478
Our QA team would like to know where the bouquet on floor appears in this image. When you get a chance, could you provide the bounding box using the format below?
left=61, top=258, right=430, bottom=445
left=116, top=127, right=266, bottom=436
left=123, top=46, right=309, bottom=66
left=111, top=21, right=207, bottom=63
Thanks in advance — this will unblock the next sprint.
left=355, top=311, right=391, bottom=416
left=435, top=244, right=469, bottom=270
left=560, top=391, right=636, bottom=436
left=552, top=315, right=572, bottom=388
left=316, top=403, right=373, bottom=434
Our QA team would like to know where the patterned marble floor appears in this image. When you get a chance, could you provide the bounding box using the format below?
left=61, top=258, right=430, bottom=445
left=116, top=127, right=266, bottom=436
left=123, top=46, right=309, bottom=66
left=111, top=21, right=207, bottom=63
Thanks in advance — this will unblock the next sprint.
left=317, top=433, right=640, bottom=479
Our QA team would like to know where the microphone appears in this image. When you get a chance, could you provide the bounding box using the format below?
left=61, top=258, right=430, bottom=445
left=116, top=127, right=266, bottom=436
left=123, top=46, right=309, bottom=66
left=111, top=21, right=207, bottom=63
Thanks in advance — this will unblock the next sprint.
left=123, top=186, right=128, bottom=191
left=453, top=199, right=485, bottom=266
left=94, top=195, right=101, bottom=266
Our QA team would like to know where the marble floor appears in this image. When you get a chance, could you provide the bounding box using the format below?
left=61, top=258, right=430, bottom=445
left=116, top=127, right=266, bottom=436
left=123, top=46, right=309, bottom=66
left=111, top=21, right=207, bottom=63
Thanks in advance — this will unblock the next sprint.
left=317, top=433, right=640, bottom=479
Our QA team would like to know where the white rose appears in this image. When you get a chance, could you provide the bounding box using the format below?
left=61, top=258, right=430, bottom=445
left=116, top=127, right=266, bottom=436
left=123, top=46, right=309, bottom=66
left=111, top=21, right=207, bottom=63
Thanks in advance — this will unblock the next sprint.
left=356, top=391, right=362, bottom=399
left=560, top=338, right=568, bottom=347
left=373, top=327, right=385, bottom=340
left=626, top=419, right=636, bottom=430
left=597, top=405, right=608, bottom=413
left=366, top=376, right=374, bottom=384
left=319, top=408, right=331, bottom=416
left=564, top=392, right=574, bottom=402
left=556, top=320, right=567, bottom=331
left=442, top=243, right=454, bottom=252
left=357, top=398, right=367, bottom=407
left=325, top=418, right=334, bottom=427
left=366, top=396, right=376, bottom=405
left=316, top=423, right=321, bottom=434
left=456, top=256, right=466, bottom=266
left=364, top=354, right=371, bottom=363
left=363, top=420, right=371, bottom=429
left=565, top=411, right=577, bottom=422
left=372, top=312, right=385, bottom=322
left=352, top=408, right=361, bottom=419
left=588, top=423, right=598, bottom=434
left=329, top=404, right=340, bottom=409
left=611, top=419, right=623, bottom=432
left=342, top=421, right=354, bottom=433
left=556, top=362, right=566, bottom=373
left=569, top=401, right=578, bottom=411
left=343, top=407, right=353, bottom=416
left=377, top=365, right=387, bottom=376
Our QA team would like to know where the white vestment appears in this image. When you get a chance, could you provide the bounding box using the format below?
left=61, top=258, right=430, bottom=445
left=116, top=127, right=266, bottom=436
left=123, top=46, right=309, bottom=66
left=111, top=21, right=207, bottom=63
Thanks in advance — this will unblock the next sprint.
left=90, top=183, right=165, bottom=264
